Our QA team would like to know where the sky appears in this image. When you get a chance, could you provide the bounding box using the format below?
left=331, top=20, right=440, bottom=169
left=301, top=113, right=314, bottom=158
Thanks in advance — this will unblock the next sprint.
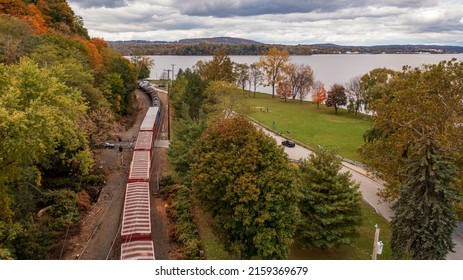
left=68, top=0, right=463, bottom=46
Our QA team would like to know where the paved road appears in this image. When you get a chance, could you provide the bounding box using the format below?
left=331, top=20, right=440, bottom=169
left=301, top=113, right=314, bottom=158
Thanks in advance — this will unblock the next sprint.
left=254, top=123, right=463, bottom=260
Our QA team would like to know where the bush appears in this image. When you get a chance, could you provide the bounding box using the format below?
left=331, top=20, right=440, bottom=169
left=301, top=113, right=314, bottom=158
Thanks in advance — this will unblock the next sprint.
left=163, top=185, right=202, bottom=259
left=42, top=190, right=79, bottom=230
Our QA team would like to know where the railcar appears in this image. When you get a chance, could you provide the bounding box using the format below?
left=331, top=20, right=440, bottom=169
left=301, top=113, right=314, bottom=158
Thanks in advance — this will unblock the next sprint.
left=120, top=182, right=152, bottom=243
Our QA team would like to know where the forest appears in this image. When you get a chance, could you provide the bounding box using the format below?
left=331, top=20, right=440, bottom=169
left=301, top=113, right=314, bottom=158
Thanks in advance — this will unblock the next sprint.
left=0, top=0, right=137, bottom=259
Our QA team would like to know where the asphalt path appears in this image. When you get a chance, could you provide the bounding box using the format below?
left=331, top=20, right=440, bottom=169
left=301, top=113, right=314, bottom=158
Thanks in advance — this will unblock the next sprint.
left=254, top=123, right=463, bottom=260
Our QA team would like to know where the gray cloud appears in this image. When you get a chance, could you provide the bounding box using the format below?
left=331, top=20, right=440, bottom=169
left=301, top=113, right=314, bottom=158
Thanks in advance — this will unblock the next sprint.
left=68, top=0, right=127, bottom=9
left=172, top=0, right=436, bottom=18
left=68, top=0, right=463, bottom=46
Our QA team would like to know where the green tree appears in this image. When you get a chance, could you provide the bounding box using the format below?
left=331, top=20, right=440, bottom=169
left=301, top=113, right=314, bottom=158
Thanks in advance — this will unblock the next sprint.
left=190, top=116, right=298, bottom=259
left=326, top=83, right=347, bottom=114
left=391, top=135, right=459, bottom=260
left=131, top=55, right=154, bottom=79
left=296, top=149, right=362, bottom=249
left=360, top=60, right=463, bottom=200
left=359, top=67, right=396, bottom=112
left=202, top=81, right=247, bottom=120
left=0, top=57, right=92, bottom=222
left=258, top=47, right=289, bottom=98
left=167, top=103, right=207, bottom=183
left=171, top=68, right=209, bottom=121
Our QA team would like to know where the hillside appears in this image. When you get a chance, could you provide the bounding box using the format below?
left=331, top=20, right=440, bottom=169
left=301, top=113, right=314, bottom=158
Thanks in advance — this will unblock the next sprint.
left=109, top=37, right=463, bottom=56
left=0, top=0, right=137, bottom=260
left=178, top=37, right=262, bottom=45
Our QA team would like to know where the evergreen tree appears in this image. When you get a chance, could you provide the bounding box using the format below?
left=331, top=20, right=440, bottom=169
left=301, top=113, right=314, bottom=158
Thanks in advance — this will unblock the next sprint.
left=391, top=136, right=458, bottom=260
left=297, top=149, right=362, bottom=249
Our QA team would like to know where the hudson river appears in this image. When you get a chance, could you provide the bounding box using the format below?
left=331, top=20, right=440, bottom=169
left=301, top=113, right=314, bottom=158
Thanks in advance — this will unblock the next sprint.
left=147, top=54, right=463, bottom=94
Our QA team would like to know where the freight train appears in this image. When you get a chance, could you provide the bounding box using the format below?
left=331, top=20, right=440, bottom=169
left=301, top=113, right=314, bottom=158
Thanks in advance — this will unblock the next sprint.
left=120, top=82, right=162, bottom=260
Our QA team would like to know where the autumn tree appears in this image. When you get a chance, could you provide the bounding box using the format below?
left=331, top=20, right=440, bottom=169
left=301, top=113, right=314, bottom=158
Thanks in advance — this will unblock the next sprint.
left=326, top=83, right=347, bottom=114
left=296, top=148, right=362, bottom=249
left=391, top=135, right=458, bottom=259
left=234, top=62, right=249, bottom=93
left=195, top=48, right=234, bottom=83
left=345, top=76, right=363, bottom=115
left=360, top=60, right=463, bottom=200
left=286, top=63, right=314, bottom=102
left=249, top=62, right=263, bottom=97
left=276, top=80, right=292, bottom=102
left=258, top=47, right=289, bottom=98
left=190, top=116, right=298, bottom=259
left=311, top=80, right=326, bottom=109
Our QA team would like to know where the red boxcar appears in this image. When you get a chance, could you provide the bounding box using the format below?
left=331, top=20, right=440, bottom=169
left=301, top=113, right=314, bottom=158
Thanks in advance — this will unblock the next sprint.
left=121, top=240, right=155, bottom=260
left=128, top=151, right=150, bottom=183
left=120, top=182, right=151, bottom=243
left=134, top=131, right=153, bottom=151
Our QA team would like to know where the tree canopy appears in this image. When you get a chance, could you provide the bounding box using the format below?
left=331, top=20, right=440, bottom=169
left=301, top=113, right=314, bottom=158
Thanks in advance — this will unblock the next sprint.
left=190, top=116, right=298, bottom=259
left=360, top=60, right=463, bottom=199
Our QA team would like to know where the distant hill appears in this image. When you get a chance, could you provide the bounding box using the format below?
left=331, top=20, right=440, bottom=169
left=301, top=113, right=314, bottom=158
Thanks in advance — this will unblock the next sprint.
left=178, top=37, right=262, bottom=45
left=109, top=37, right=463, bottom=56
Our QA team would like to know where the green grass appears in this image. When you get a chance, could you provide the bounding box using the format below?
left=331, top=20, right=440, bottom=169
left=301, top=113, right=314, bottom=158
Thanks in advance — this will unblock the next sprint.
left=193, top=206, right=234, bottom=260
left=289, top=202, right=392, bottom=260
left=245, top=92, right=372, bottom=162
left=194, top=201, right=391, bottom=260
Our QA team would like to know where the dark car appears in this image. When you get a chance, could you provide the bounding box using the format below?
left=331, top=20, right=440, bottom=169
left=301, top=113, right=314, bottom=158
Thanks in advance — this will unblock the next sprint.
left=282, top=140, right=295, bottom=148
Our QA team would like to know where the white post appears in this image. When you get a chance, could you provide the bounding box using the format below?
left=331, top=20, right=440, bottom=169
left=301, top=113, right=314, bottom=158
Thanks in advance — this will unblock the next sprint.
left=372, top=224, right=380, bottom=260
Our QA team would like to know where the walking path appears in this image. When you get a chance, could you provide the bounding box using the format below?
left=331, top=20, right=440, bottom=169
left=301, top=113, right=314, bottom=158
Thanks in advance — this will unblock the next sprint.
left=253, top=122, right=462, bottom=260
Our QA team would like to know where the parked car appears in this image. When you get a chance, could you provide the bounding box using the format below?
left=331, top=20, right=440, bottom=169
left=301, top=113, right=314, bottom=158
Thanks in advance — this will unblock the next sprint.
left=104, top=142, right=115, bottom=149
left=282, top=140, right=295, bottom=148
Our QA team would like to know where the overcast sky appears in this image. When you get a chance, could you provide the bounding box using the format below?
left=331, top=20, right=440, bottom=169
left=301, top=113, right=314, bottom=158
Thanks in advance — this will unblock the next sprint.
left=68, top=0, right=463, bottom=46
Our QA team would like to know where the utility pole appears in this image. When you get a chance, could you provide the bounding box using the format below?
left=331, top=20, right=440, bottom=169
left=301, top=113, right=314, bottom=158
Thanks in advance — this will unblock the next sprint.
left=170, top=64, right=175, bottom=141
left=163, top=69, right=172, bottom=140
left=372, top=224, right=380, bottom=260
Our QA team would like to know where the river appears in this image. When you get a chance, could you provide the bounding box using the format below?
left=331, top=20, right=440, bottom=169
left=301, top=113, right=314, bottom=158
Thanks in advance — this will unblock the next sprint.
left=146, top=54, right=463, bottom=94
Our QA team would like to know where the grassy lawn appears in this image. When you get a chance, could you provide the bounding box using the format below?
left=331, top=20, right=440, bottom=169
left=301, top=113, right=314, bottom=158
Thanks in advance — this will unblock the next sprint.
left=245, top=92, right=372, bottom=162
left=194, top=201, right=391, bottom=260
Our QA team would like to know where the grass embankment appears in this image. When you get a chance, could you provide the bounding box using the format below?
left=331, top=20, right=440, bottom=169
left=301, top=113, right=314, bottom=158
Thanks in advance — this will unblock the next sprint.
left=246, top=92, right=372, bottom=162
left=289, top=202, right=391, bottom=260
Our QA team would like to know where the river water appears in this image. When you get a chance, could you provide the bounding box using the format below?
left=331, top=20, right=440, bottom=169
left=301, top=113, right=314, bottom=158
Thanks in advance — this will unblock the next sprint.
left=147, top=54, right=463, bottom=94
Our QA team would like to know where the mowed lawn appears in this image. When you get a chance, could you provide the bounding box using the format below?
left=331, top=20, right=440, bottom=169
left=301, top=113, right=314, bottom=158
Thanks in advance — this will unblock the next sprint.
left=246, top=92, right=373, bottom=162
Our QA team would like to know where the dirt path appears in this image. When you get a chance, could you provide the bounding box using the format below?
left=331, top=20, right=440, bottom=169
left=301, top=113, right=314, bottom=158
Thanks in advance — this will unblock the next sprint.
left=59, top=90, right=172, bottom=260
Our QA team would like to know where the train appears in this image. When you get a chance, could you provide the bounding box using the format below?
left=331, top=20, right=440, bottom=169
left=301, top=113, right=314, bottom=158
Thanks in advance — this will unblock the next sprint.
left=120, top=82, right=162, bottom=260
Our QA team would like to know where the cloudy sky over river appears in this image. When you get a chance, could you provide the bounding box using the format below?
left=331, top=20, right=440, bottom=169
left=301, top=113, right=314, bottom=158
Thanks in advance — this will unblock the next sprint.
left=69, top=0, right=463, bottom=46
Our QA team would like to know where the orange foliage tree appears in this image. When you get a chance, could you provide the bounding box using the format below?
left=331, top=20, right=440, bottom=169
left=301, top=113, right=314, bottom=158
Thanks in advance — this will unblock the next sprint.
left=276, top=80, right=292, bottom=102
left=311, top=80, right=327, bottom=109
left=80, top=39, right=103, bottom=68
left=25, top=3, right=48, bottom=34
left=0, top=0, right=30, bottom=17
